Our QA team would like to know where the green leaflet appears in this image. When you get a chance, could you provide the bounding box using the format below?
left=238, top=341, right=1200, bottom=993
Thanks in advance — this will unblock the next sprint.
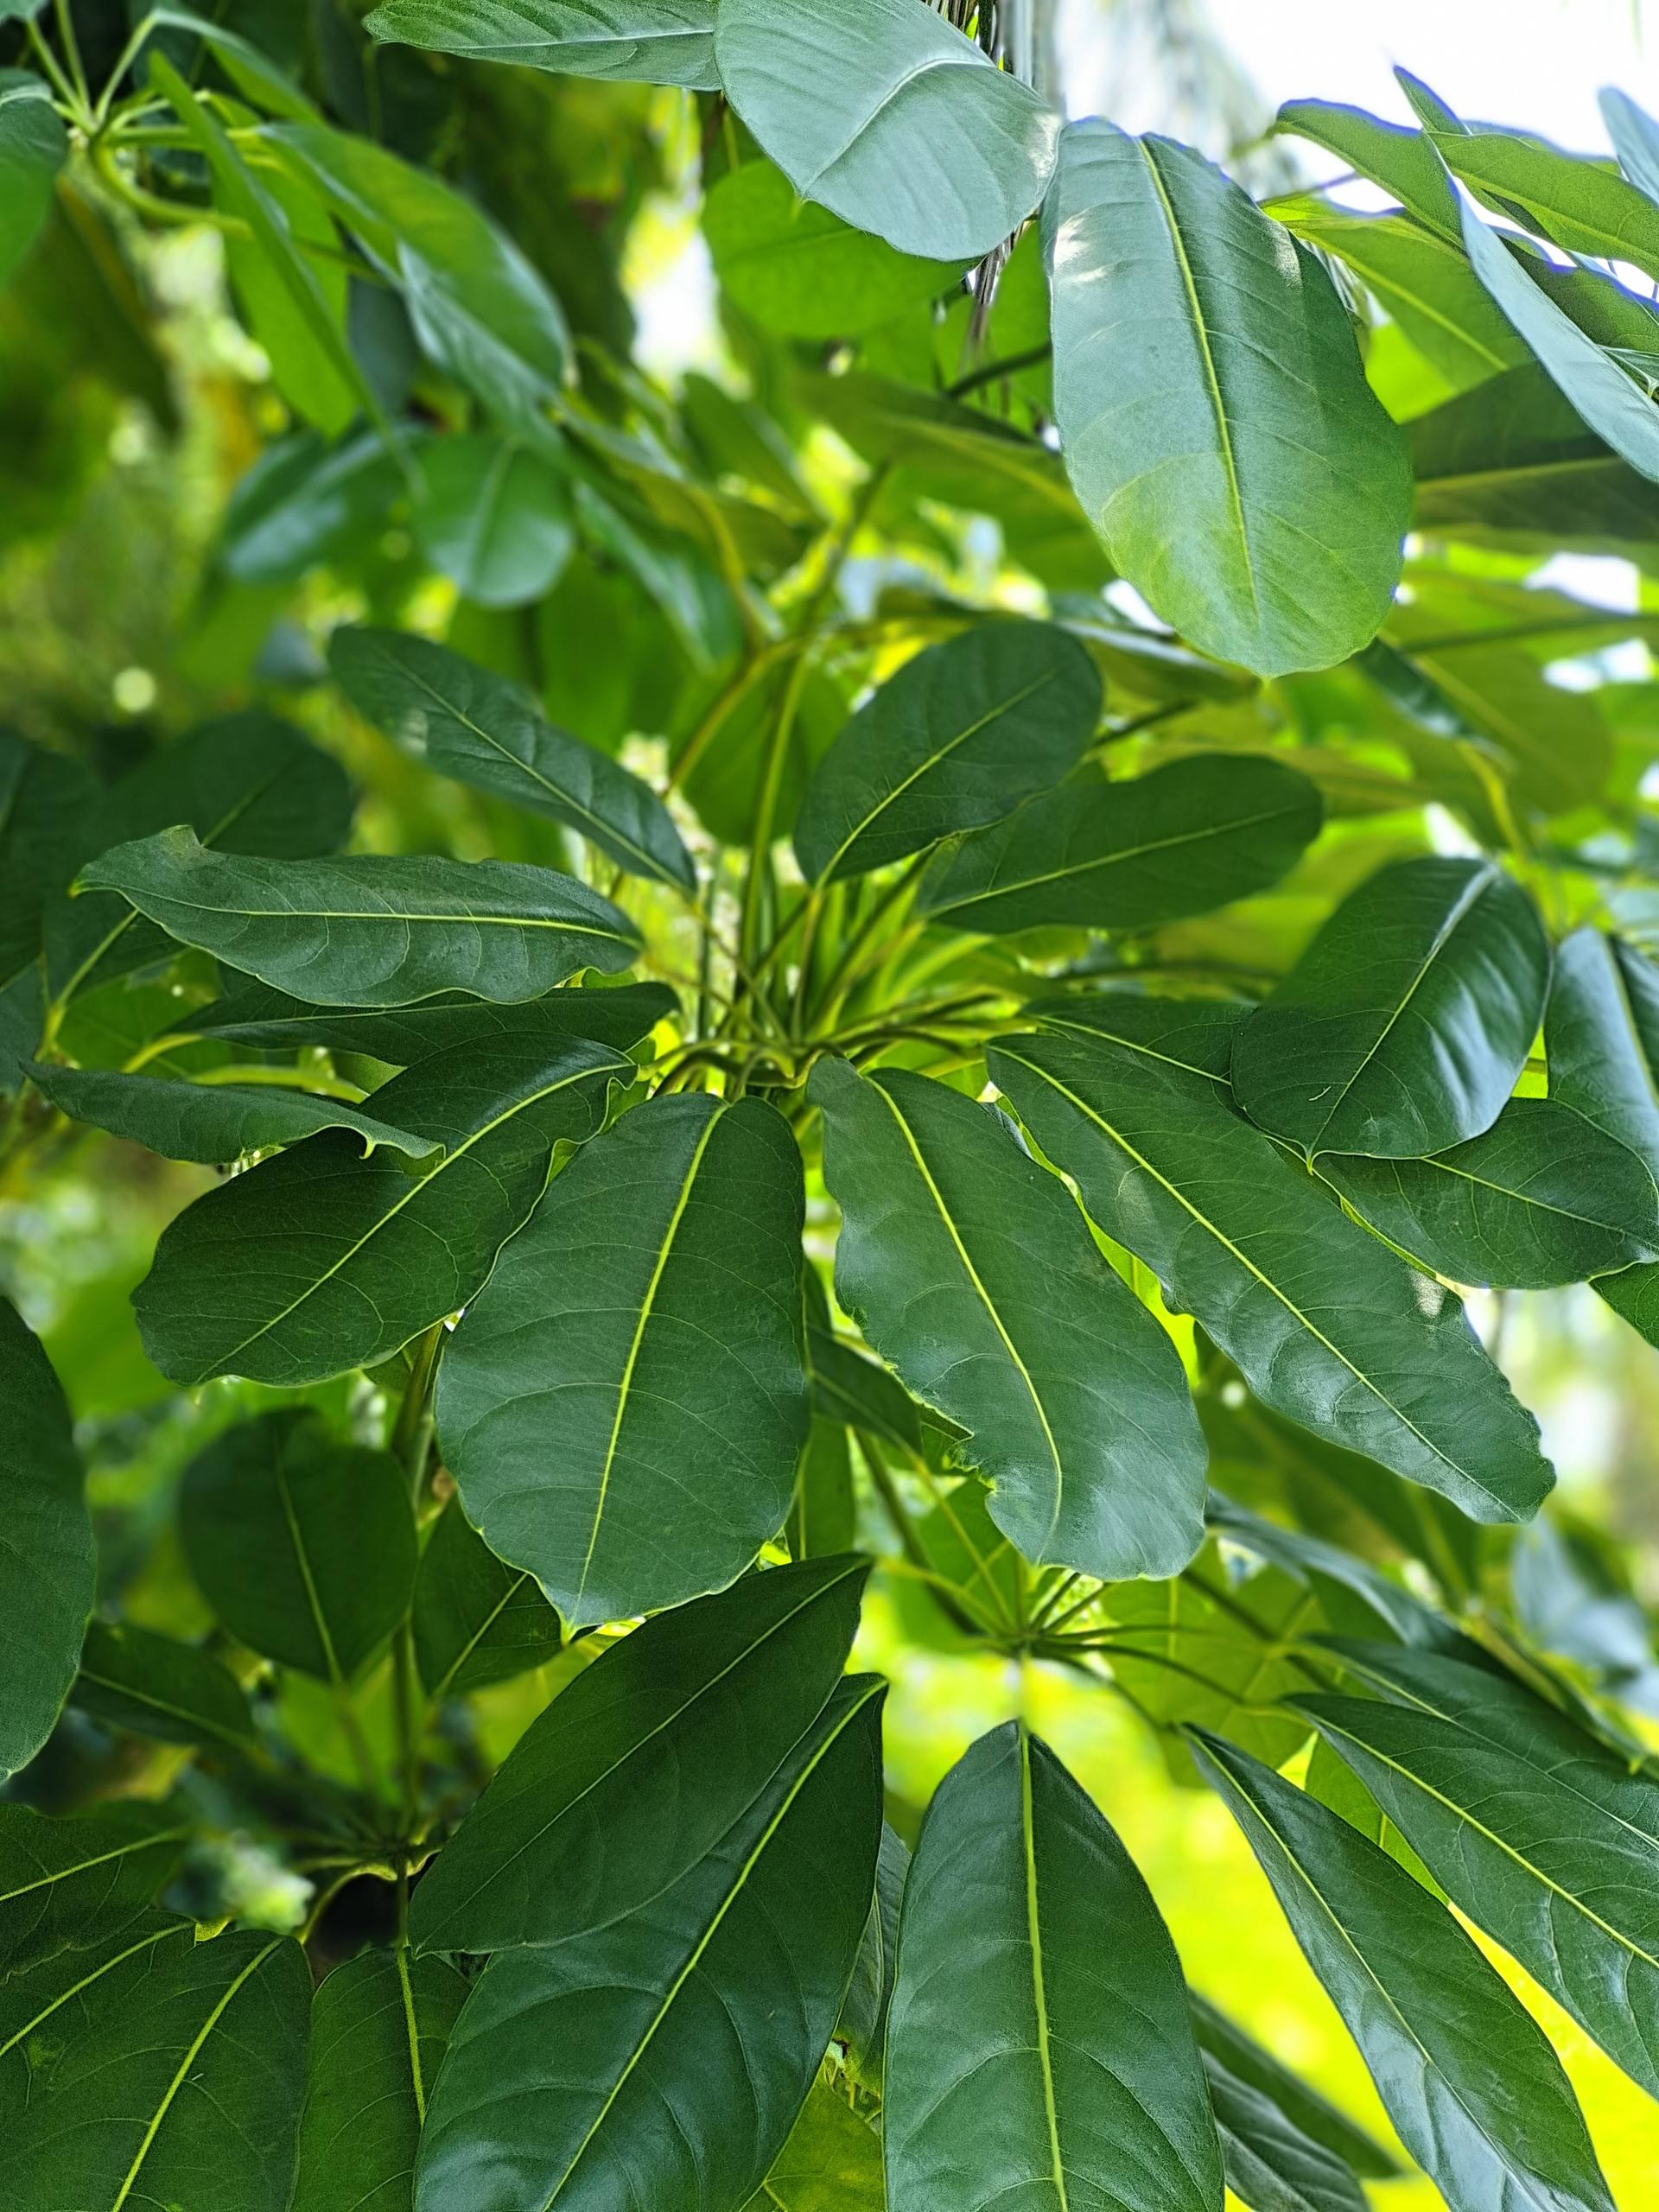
left=0, top=71, right=66, bottom=287
left=1274, top=97, right=1459, bottom=237
left=24, top=1061, right=442, bottom=1166
left=292, top=1948, right=469, bottom=2212
left=0, top=730, right=92, bottom=1090
left=1043, top=122, right=1410, bottom=677
left=181, top=1410, right=417, bottom=1683
left=220, top=426, right=422, bottom=582
left=703, top=159, right=961, bottom=340
left=0, top=1928, right=312, bottom=2212
left=365, top=0, right=720, bottom=87
left=884, top=1722, right=1224, bottom=2212
left=1230, top=855, right=1550, bottom=1160
left=1317, top=1097, right=1659, bottom=1288
left=836, top=1819, right=908, bottom=2090
left=415, top=1677, right=886, bottom=2212
left=411, top=435, right=575, bottom=608
left=188, top=979, right=674, bottom=1063
left=1025, top=991, right=1248, bottom=1083
left=78, top=831, right=641, bottom=1008
left=412, top=1500, right=563, bottom=1701
left=1296, top=1640, right=1659, bottom=2102
left=1601, top=86, right=1659, bottom=207
left=410, top=1554, right=867, bottom=1955
left=715, top=0, right=1059, bottom=264
left=805, top=1319, right=926, bottom=1460
left=0, top=1913, right=195, bottom=2120
left=329, top=626, right=694, bottom=892
left=1189, top=1993, right=1400, bottom=2182
left=435, top=1091, right=808, bottom=1625
left=985, top=1032, right=1554, bottom=1524
left=0, top=1800, right=187, bottom=1976
left=810, top=1057, right=1209, bottom=1580
left=0, top=1300, right=93, bottom=1780
left=1192, top=1732, right=1616, bottom=2212
left=72, top=1620, right=258, bottom=1752
left=1439, top=127, right=1659, bottom=276
left=792, top=620, right=1101, bottom=887
left=915, top=755, right=1321, bottom=935
left=1202, top=2052, right=1369, bottom=2212
left=134, top=1034, right=627, bottom=1387
left=739, top=2083, right=885, bottom=2210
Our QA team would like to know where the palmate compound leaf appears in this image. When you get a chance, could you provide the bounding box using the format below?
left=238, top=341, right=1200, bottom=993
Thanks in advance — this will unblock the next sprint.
left=810, top=1056, right=1209, bottom=1582
left=414, top=1675, right=886, bottom=2212
left=410, top=1554, right=868, bottom=1955
left=1043, top=121, right=1411, bottom=677
left=0, top=1800, right=188, bottom=1976
left=0, top=1300, right=93, bottom=1780
left=135, top=1033, right=628, bottom=1387
left=365, top=0, right=720, bottom=88
left=915, top=753, right=1323, bottom=935
left=984, top=1033, right=1554, bottom=1525
left=412, top=1499, right=563, bottom=1702
left=1294, top=1640, right=1659, bottom=2102
left=77, top=831, right=641, bottom=1009
left=435, top=1090, right=809, bottom=1626
left=291, top=1948, right=469, bottom=2212
left=0, top=1926, right=312, bottom=2212
left=884, top=1722, right=1224, bottom=2212
left=714, top=0, right=1060, bottom=264
left=791, top=619, right=1102, bottom=887
left=327, top=625, right=694, bottom=892
left=1229, top=855, right=1551, bottom=1160
left=1192, top=1732, right=1617, bottom=2212
left=23, top=1060, right=442, bottom=1166
left=181, top=1410, right=416, bottom=1685
left=186, top=978, right=674, bottom=1063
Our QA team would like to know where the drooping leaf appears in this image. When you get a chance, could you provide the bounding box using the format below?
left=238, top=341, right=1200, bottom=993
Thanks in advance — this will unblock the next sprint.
left=1189, top=1993, right=1401, bottom=2182
left=915, top=755, right=1321, bottom=935
left=411, top=435, right=575, bottom=607
left=435, top=1090, right=809, bottom=1624
left=1296, top=1640, right=1659, bottom=2102
left=739, top=2082, right=885, bottom=2211
left=328, top=626, right=694, bottom=891
left=24, top=1061, right=442, bottom=1166
left=365, top=0, right=719, bottom=87
left=413, top=1500, right=563, bottom=1702
left=1601, top=86, right=1659, bottom=207
left=0, top=1299, right=93, bottom=1780
left=1545, top=928, right=1659, bottom=1174
left=410, top=1554, right=868, bottom=1955
left=836, top=1819, right=908, bottom=2090
left=1203, top=2050, right=1370, bottom=2212
left=135, top=1033, right=626, bottom=1387
left=715, top=0, right=1060, bottom=264
left=1229, top=855, right=1550, bottom=1160
left=415, top=1676, right=886, bottom=2212
left=292, top=1948, right=468, bottom=2212
left=79, top=831, right=641, bottom=1009
left=1439, top=127, right=1659, bottom=276
left=884, top=1721, right=1224, bottom=2212
left=1043, top=121, right=1411, bottom=677
left=702, top=158, right=962, bottom=339
left=810, top=1057, right=1208, bottom=1580
left=0, top=1801, right=187, bottom=1975
left=224, top=159, right=355, bottom=435
left=792, top=620, right=1101, bottom=887
left=1192, top=1731, right=1617, bottom=2212
left=188, top=979, right=673, bottom=1063
left=0, top=71, right=66, bottom=288
left=72, top=1620, right=258, bottom=1752
left=181, top=1409, right=416, bottom=1684
left=985, top=1032, right=1554, bottom=1524
left=0, top=1929, right=312, bottom=2212
left=1316, top=1097, right=1659, bottom=1287
left=1274, top=98, right=1459, bottom=237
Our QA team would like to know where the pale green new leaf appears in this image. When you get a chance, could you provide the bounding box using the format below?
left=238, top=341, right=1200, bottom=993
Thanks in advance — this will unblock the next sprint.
left=740, top=2084, right=884, bottom=2211
left=365, top=0, right=719, bottom=87
left=24, top=1061, right=441, bottom=1166
left=0, top=1300, right=92, bottom=1781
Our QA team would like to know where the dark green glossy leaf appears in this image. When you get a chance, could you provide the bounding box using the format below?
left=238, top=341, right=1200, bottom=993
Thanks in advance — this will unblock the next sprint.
left=412, top=435, right=575, bottom=608
left=1044, top=122, right=1410, bottom=677
left=792, top=620, right=1100, bottom=887
left=790, top=1419, right=855, bottom=1559
left=1025, top=991, right=1247, bottom=1084
left=413, top=1500, right=563, bottom=1702
left=703, top=158, right=961, bottom=339
left=25, top=1061, right=441, bottom=1165
left=136, top=1033, right=626, bottom=1387
left=293, top=1948, right=468, bottom=2212
left=1546, top=928, right=1659, bottom=1175
left=0, top=1801, right=188, bottom=1975
left=0, top=1299, right=92, bottom=1779
left=837, top=1819, right=907, bottom=2090
left=715, top=0, right=1059, bottom=264
left=885, top=1721, right=1224, bottom=2212
left=805, top=1320, right=925, bottom=1460
left=811, top=1057, right=1208, bottom=1580
left=1295, top=1640, right=1659, bottom=2102
left=1204, top=2050, right=1369, bottom=2212
left=0, top=71, right=66, bottom=288
left=986, top=1032, right=1554, bottom=1524
left=365, top=0, right=719, bottom=87
left=72, top=1620, right=257, bottom=1751
left=1317, top=1097, right=1659, bottom=1287
left=739, top=2083, right=884, bottom=2210
left=1189, top=1993, right=1400, bottom=2182
left=436, top=1090, right=808, bottom=1625
left=1230, top=856, right=1550, bottom=1160
left=1192, top=1732, right=1614, bottom=2212
left=415, top=1676, right=885, bottom=2212
left=188, top=979, right=673, bottom=1063
left=0, top=1914, right=195, bottom=2122
left=329, top=626, right=694, bottom=891
left=0, top=1929, right=311, bottom=2212
left=916, top=755, right=1321, bottom=935
left=181, top=1409, right=416, bottom=1684
left=410, top=1554, right=867, bottom=1955
left=79, top=831, right=640, bottom=1008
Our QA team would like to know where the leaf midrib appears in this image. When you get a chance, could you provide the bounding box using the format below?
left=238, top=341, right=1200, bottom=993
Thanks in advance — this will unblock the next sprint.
left=931, top=798, right=1302, bottom=918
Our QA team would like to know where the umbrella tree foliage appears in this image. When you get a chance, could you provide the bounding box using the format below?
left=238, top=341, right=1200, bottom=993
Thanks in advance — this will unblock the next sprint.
left=2, top=2, right=1659, bottom=2207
